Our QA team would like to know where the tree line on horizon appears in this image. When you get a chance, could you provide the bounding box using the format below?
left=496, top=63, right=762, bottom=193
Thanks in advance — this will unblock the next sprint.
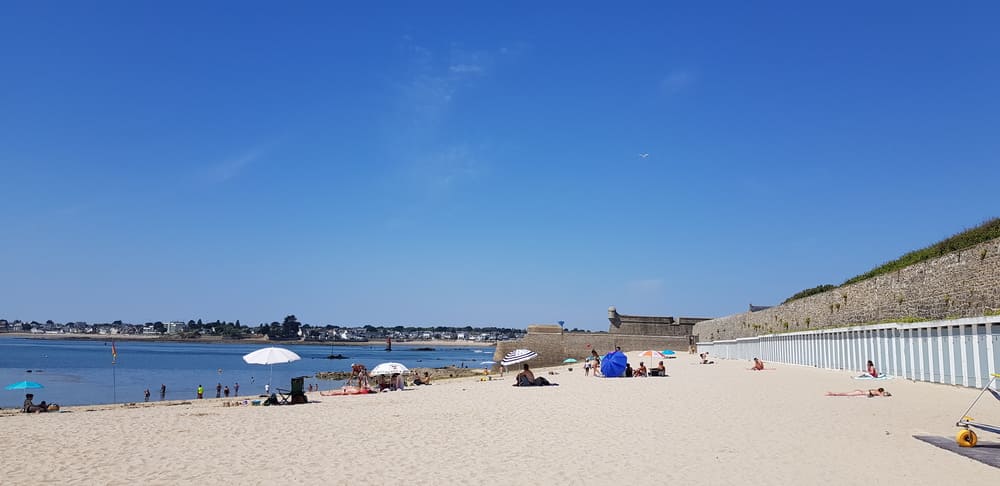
left=0, top=314, right=529, bottom=339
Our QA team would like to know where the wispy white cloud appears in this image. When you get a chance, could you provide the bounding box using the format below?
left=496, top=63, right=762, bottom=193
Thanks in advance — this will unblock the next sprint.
left=206, top=148, right=263, bottom=182
left=626, top=278, right=666, bottom=294
left=410, top=145, right=487, bottom=194
left=449, top=63, right=484, bottom=74
left=53, top=203, right=91, bottom=217
left=396, top=38, right=512, bottom=121
left=376, top=38, right=521, bottom=227
left=661, top=69, right=697, bottom=94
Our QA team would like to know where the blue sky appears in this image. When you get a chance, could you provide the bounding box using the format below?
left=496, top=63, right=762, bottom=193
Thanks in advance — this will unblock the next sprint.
left=2, top=2, right=998, bottom=330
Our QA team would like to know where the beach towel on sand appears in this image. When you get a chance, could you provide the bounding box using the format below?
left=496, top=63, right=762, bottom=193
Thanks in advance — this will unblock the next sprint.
left=853, top=373, right=893, bottom=380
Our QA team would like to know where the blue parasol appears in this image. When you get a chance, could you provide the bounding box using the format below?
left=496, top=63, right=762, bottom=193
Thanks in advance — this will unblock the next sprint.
left=5, top=381, right=44, bottom=391
left=660, top=350, right=677, bottom=357
left=600, top=351, right=627, bottom=377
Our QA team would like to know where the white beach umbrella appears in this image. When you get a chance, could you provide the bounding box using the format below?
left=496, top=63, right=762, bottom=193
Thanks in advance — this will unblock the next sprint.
left=500, top=349, right=538, bottom=367
left=370, top=362, right=410, bottom=376
left=242, top=347, right=301, bottom=390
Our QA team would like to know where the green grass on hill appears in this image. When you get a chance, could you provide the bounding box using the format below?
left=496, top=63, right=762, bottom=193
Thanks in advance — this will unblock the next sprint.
left=842, top=218, right=1000, bottom=286
left=784, top=218, right=999, bottom=303
left=782, top=284, right=836, bottom=304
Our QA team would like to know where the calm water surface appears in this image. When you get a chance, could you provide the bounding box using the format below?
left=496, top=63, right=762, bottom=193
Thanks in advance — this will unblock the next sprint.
left=0, top=337, right=495, bottom=408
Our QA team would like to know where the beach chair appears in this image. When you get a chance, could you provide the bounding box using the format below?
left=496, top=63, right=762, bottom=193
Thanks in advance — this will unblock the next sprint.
left=275, top=388, right=291, bottom=405
left=289, top=376, right=308, bottom=404
left=955, top=373, right=1000, bottom=447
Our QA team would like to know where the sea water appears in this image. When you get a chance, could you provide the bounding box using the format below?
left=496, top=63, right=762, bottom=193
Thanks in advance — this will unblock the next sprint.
left=0, top=336, right=495, bottom=408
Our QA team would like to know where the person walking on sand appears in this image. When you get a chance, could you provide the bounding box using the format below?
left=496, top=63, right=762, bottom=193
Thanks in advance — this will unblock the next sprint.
left=197, top=384, right=204, bottom=399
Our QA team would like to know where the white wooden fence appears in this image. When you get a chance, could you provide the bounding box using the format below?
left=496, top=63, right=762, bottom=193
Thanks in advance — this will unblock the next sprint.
left=696, top=316, right=999, bottom=389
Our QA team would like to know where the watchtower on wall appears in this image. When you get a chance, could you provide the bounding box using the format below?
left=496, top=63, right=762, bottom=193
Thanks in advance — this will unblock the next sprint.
left=608, top=306, right=711, bottom=338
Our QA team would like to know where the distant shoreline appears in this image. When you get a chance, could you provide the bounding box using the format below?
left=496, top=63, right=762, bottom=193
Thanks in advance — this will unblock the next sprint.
left=0, top=332, right=496, bottom=348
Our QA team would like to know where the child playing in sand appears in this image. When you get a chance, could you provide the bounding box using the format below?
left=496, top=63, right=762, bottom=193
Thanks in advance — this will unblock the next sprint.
left=750, top=358, right=765, bottom=371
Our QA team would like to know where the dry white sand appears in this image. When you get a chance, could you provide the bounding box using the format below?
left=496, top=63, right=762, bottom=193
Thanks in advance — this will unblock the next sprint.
left=2, top=352, right=998, bottom=485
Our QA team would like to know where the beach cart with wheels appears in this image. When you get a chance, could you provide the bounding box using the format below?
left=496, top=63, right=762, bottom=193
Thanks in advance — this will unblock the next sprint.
left=955, top=373, right=1000, bottom=447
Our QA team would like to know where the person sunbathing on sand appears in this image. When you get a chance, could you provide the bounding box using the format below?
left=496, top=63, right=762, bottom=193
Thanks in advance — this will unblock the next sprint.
left=514, top=363, right=553, bottom=386
left=750, top=358, right=765, bottom=371
left=826, top=388, right=891, bottom=397
left=699, top=353, right=714, bottom=364
left=413, top=372, right=432, bottom=385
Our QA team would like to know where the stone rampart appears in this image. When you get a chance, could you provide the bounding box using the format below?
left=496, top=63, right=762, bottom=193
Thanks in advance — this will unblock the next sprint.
left=694, top=238, right=1000, bottom=341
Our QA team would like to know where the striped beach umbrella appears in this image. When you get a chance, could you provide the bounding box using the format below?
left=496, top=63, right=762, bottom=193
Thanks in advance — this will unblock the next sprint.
left=500, top=349, right=538, bottom=367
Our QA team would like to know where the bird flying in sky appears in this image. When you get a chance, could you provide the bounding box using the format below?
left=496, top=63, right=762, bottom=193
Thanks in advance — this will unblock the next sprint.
left=638, top=153, right=649, bottom=158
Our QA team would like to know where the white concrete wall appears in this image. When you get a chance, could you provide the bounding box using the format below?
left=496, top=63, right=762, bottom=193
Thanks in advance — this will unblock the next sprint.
left=697, top=316, right=999, bottom=389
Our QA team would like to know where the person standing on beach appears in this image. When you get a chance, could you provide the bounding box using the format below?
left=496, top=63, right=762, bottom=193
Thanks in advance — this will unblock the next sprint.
left=264, top=383, right=270, bottom=396
left=197, top=384, right=204, bottom=399
left=216, top=383, right=222, bottom=398
left=160, top=384, right=166, bottom=400
left=223, top=385, right=230, bottom=397
left=234, top=382, right=239, bottom=395
left=144, top=388, right=150, bottom=402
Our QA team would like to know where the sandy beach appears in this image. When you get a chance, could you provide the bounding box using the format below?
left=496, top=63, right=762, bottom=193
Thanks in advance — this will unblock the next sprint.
left=2, top=351, right=998, bottom=485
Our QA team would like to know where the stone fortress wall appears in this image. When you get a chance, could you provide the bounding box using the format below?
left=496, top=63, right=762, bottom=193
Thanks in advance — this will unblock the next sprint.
left=494, top=307, right=711, bottom=369
left=693, top=238, right=1000, bottom=341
